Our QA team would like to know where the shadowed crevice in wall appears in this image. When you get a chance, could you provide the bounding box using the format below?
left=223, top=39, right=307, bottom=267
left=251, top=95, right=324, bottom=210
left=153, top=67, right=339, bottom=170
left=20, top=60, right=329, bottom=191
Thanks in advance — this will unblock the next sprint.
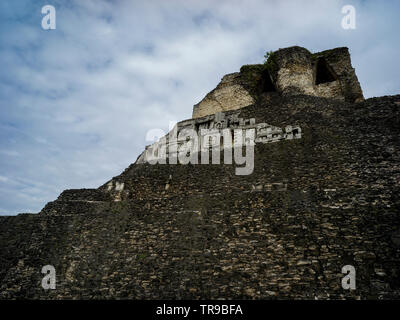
left=315, top=58, right=337, bottom=85
left=261, top=69, right=277, bottom=93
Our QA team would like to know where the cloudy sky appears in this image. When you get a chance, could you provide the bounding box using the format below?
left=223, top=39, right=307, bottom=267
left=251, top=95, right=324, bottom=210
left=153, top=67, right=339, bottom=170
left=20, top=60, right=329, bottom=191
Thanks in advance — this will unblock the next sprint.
left=0, top=0, right=399, bottom=215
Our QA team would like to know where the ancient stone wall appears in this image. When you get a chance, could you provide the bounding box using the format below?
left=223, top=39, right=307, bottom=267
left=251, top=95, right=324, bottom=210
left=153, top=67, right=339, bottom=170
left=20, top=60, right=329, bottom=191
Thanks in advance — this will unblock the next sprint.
left=192, top=73, right=254, bottom=118
left=311, top=47, right=364, bottom=103
left=137, top=109, right=301, bottom=166
left=1, top=94, right=399, bottom=299
left=0, top=46, right=396, bottom=300
left=273, top=46, right=316, bottom=96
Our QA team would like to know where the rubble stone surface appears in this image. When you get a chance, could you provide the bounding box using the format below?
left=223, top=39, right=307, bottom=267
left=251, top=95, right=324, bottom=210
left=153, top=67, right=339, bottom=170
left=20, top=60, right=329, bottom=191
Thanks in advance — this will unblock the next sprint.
left=0, top=46, right=398, bottom=300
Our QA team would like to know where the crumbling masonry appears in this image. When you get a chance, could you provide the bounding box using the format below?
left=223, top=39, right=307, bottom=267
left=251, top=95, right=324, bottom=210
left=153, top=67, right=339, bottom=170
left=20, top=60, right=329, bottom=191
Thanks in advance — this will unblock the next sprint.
left=1, top=46, right=400, bottom=300
left=192, top=46, right=364, bottom=118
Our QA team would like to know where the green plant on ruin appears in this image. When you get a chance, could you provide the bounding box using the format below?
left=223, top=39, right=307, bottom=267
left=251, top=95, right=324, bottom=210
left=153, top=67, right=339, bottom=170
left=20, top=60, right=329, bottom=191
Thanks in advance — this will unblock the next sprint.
left=263, top=50, right=278, bottom=78
left=263, top=50, right=274, bottom=63
left=239, top=49, right=278, bottom=99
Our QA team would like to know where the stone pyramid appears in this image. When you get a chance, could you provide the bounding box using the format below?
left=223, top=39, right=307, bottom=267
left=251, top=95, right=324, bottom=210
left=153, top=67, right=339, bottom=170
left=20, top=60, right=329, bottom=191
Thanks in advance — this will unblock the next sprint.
left=1, top=46, right=399, bottom=299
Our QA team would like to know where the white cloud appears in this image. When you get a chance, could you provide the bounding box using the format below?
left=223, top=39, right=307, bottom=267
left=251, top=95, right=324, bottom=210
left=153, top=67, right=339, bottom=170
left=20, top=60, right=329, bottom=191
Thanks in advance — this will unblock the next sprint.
left=0, top=150, right=20, bottom=157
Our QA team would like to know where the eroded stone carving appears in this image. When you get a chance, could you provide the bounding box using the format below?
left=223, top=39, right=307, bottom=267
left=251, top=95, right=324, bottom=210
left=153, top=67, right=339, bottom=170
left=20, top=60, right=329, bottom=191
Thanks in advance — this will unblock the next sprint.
left=137, top=111, right=301, bottom=165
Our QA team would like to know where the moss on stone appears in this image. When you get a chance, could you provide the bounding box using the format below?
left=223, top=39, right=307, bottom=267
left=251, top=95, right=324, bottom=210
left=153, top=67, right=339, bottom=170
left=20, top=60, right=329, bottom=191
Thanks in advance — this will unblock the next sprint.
left=239, top=64, right=266, bottom=99
left=239, top=50, right=279, bottom=100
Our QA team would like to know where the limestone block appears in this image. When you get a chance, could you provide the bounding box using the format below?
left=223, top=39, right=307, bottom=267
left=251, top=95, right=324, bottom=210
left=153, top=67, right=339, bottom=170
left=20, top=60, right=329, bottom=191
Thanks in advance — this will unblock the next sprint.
left=192, top=73, right=254, bottom=118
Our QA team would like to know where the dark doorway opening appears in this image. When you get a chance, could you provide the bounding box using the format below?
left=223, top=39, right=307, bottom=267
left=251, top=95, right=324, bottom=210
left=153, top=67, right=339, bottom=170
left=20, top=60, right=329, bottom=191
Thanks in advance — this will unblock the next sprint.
left=315, top=58, right=337, bottom=85
left=261, top=70, right=276, bottom=92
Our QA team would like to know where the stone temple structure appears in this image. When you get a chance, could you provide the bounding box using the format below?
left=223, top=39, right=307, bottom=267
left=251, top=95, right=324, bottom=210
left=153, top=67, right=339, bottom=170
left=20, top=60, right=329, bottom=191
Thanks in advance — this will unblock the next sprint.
left=138, top=46, right=362, bottom=167
left=192, top=46, right=364, bottom=118
left=1, top=46, right=400, bottom=300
